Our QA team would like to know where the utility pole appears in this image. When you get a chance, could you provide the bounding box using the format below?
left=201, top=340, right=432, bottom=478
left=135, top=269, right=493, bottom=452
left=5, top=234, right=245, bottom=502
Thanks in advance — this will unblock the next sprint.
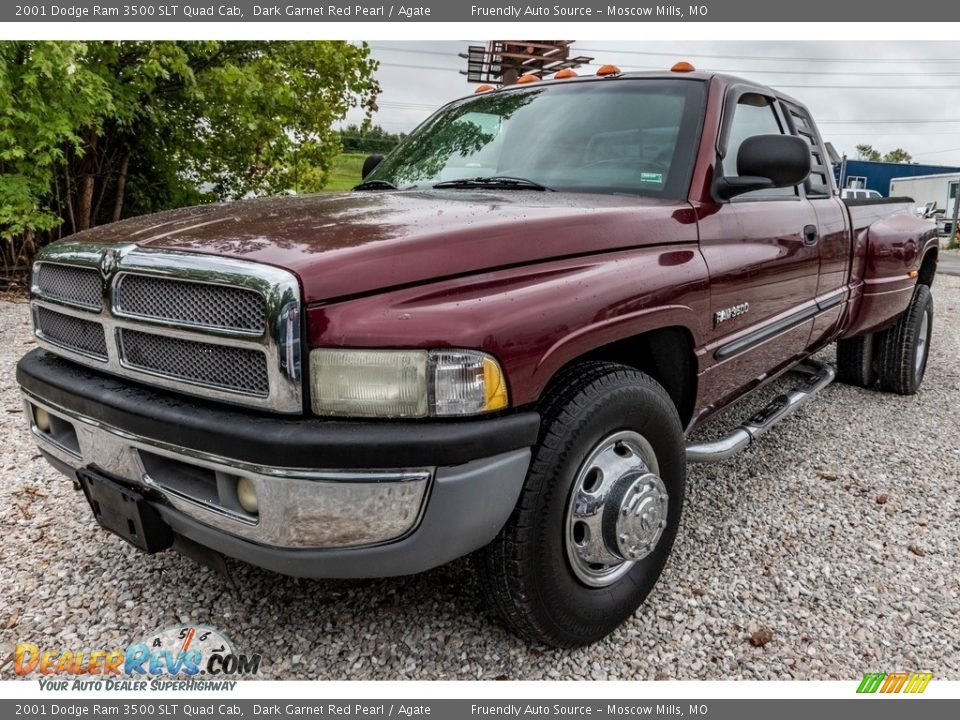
left=950, top=179, right=960, bottom=243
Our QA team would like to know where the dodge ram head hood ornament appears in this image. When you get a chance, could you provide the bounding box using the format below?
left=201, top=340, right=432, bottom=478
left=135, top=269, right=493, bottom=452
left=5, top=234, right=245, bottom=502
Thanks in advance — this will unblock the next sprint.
left=99, top=248, right=118, bottom=278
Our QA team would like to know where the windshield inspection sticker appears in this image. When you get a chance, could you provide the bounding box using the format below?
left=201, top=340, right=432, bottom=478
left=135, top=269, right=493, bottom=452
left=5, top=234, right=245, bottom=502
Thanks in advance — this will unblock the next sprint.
left=640, top=172, right=664, bottom=184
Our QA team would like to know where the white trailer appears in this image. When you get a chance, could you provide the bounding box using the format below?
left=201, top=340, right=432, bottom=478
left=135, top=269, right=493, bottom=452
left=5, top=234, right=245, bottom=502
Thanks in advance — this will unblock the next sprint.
left=889, top=171, right=960, bottom=220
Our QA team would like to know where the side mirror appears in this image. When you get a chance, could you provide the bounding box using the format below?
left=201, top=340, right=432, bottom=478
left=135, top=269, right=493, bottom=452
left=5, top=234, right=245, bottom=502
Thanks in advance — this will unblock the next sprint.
left=362, top=154, right=384, bottom=179
left=715, top=134, right=811, bottom=200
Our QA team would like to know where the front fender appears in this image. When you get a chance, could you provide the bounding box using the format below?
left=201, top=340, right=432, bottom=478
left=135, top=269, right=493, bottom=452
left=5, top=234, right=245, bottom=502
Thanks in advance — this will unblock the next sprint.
left=308, top=245, right=710, bottom=406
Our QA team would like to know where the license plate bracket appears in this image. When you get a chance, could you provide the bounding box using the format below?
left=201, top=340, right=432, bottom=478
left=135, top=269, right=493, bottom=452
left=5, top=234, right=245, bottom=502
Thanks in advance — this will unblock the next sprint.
left=77, top=469, right=174, bottom=554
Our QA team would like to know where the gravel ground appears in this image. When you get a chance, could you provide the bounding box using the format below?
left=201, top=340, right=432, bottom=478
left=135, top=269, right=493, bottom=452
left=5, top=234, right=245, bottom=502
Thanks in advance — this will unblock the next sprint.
left=2, top=277, right=958, bottom=681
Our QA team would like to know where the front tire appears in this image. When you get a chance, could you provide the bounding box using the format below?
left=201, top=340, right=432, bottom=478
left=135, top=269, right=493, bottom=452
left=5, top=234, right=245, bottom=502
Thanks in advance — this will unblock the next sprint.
left=877, top=284, right=933, bottom=395
left=479, top=362, right=686, bottom=647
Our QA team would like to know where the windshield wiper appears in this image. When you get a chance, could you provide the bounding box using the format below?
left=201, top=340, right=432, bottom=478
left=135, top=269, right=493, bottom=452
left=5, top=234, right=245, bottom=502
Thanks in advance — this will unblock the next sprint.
left=432, top=176, right=554, bottom=191
left=353, top=179, right=398, bottom=191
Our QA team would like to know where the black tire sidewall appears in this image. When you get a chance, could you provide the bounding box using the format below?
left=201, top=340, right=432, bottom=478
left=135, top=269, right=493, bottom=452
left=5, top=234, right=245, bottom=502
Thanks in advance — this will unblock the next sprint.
left=895, top=284, right=934, bottom=393
left=912, top=291, right=933, bottom=388
left=529, top=376, right=685, bottom=643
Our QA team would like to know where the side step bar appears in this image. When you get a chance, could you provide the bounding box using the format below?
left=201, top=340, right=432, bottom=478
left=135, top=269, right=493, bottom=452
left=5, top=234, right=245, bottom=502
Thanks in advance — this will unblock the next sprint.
left=686, top=359, right=836, bottom=464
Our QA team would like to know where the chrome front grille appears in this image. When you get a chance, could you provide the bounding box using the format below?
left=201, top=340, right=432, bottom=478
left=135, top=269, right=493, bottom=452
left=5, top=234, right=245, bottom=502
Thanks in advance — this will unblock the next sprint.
left=30, top=244, right=303, bottom=413
left=115, top=273, right=266, bottom=333
left=35, top=306, right=108, bottom=360
left=119, top=329, right=270, bottom=396
left=34, top=263, right=102, bottom=310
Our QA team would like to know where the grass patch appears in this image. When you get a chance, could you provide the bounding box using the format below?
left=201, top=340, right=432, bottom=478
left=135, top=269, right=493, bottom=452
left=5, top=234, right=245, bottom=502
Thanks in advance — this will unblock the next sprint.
left=323, top=152, right=366, bottom=192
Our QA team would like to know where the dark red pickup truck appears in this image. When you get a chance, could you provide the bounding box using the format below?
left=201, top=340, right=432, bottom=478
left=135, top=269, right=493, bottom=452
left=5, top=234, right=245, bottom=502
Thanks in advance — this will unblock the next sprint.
left=17, top=65, right=938, bottom=647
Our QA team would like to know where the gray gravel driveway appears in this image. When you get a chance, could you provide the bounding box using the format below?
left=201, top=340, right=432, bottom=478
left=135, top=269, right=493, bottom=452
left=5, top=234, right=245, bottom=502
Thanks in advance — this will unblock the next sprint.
left=2, top=277, right=958, bottom=681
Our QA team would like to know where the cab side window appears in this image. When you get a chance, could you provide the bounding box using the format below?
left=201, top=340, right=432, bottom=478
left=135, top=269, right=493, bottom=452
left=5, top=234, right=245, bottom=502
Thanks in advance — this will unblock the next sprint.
left=722, top=94, right=796, bottom=199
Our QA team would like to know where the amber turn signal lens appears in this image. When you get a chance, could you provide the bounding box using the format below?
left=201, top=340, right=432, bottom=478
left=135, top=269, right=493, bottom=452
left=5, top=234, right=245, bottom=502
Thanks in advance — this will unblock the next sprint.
left=596, top=64, right=621, bottom=77
left=517, top=74, right=540, bottom=84
left=671, top=61, right=696, bottom=73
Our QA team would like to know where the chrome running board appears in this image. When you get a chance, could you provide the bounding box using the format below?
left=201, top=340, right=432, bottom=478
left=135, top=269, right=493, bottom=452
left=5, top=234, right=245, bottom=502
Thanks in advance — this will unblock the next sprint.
left=686, top=359, right=836, bottom=464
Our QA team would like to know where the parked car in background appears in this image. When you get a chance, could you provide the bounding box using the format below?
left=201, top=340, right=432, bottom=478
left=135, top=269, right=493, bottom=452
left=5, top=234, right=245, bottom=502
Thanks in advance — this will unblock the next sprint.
left=841, top=188, right=883, bottom=200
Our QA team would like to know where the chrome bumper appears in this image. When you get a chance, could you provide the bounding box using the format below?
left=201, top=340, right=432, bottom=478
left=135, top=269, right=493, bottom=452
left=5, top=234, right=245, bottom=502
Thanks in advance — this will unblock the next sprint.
left=22, top=393, right=432, bottom=549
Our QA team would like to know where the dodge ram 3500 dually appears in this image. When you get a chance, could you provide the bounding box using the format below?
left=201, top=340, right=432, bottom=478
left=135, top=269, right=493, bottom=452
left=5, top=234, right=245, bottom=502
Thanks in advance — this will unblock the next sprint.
left=16, top=65, right=938, bottom=647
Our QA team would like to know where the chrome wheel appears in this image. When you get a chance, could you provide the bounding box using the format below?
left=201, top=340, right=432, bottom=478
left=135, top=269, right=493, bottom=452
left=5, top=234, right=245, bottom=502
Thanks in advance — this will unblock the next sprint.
left=915, top=307, right=929, bottom=376
left=564, top=430, right=668, bottom=588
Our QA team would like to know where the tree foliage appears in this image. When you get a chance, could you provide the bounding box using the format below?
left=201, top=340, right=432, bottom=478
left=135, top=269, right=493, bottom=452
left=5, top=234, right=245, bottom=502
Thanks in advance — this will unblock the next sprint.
left=339, top=124, right=406, bottom=154
left=854, top=143, right=912, bottom=163
left=882, top=148, right=912, bottom=163
left=0, top=41, right=379, bottom=278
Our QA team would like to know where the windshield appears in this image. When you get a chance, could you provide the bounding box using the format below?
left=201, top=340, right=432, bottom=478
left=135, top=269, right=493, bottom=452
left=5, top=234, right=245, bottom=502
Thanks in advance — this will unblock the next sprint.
left=365, top=79, right=706, bottom=198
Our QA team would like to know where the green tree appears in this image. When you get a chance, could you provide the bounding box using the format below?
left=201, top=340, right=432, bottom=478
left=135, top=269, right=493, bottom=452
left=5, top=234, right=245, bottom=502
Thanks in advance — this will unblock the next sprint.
left=340, top=124, right=406, bottom=154
left=883, top=148, right=912, bottom=163
left=0, top=41, right=380, bottom=275
left=855, top=144, right=881, bottom=161
left=0, top=42, right=111, bottom=267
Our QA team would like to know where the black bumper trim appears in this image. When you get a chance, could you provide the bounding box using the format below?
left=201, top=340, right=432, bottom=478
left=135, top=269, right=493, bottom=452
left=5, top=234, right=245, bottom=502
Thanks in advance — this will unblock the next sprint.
left=17, top=349, right=540, bottom=469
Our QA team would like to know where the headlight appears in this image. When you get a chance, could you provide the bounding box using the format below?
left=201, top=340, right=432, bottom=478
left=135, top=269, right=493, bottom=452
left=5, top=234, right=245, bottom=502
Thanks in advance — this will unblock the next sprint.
left=310, top=348, right=508, bottom=418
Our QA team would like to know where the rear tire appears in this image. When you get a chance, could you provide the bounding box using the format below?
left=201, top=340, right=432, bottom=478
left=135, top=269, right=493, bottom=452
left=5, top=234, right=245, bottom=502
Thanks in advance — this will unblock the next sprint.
left=479, top=362, right=686, bottom=647
left=877, top=284, right=933, bottom=395
left=836, top=333, right=877, bottom=388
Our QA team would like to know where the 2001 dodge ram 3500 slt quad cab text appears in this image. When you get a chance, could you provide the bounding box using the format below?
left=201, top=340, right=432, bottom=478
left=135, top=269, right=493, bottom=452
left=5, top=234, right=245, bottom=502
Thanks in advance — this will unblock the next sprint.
left=17, top=65, right=938, bottom=647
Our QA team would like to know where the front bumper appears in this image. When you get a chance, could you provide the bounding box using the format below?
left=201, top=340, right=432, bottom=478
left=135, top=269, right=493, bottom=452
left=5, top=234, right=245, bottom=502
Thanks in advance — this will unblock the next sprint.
left=16, top=349, right=538, bottom=577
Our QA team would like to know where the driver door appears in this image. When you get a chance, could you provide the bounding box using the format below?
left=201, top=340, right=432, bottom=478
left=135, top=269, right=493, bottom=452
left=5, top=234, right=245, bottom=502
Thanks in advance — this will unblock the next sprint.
left=697, top=91, right=821, bottom=405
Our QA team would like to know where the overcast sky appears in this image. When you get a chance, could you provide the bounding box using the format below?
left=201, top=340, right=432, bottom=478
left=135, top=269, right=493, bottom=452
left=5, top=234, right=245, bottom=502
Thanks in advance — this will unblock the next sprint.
left=345, top=41, right=960, bottom=167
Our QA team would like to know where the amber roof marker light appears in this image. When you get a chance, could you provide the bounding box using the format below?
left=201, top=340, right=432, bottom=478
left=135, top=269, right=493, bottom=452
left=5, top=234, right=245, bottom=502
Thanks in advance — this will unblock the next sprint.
left=596, top=64, right=621, bottom=77
left=553, top=68, right=578, bottom=80
left=671, top=61, right=696, bottom=73
left=474, top=84, right=494, bottom=93
left=516, top=73, right=540, bottom=84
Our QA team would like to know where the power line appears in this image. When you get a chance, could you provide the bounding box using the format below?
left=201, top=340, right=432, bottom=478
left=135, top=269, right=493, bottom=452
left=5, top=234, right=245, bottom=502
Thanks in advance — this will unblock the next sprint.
left=379, top=101, right=438, bottom=110
left=374, top=56, right=960, bottom=81
left=370, top=44, right=469, bottom=57
left=911, top=146, right=960, bottom=157
left=373, top=42, right=960, bottom=67
left=818, top=119, right=960, bottom=124
left=764, top=84, right=960, bottom=90
left=574, top=47, right=960, bottom=64
left=826, top=131, right=960, bottom=136
left=374, top=61, right=960, bottom=89
left=376, top=61, right=459, bottom=72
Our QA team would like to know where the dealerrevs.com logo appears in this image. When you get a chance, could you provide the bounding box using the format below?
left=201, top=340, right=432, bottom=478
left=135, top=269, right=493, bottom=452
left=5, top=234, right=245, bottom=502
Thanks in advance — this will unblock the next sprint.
left=857, top=672, right=933, bottom=694
left=9, top=625, right=263, bottom=691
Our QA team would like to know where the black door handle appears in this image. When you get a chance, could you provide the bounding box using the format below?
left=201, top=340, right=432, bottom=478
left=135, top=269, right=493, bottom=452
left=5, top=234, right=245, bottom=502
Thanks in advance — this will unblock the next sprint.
left=803, top=224, right=819, bottom=245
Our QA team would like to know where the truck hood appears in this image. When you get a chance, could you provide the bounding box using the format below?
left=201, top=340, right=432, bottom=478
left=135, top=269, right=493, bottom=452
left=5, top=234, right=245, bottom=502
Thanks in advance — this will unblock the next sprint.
left=62, top=191, right=695, bottom=304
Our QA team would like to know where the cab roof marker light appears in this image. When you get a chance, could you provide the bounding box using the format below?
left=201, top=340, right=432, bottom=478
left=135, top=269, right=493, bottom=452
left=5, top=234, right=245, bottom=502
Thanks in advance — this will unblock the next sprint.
left=671, top=61, right=697, bottom=73
left=474, top=84, right=495, bottom=93
left=596, top=64, right=621, bottom=77
left=516, top=74, right=540, bottom=84
left=553, top=68, right=578, bottom=80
